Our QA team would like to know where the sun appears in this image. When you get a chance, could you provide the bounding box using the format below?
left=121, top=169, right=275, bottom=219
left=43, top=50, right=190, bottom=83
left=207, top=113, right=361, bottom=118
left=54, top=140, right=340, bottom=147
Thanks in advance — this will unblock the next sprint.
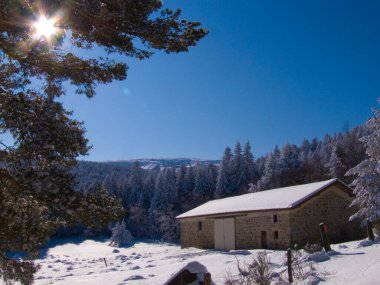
left=32, top=15, right=58, bottom=41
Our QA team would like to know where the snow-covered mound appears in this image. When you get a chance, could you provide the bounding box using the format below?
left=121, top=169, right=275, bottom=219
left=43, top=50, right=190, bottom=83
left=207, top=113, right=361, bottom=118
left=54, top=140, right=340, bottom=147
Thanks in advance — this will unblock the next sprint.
left=33, top=237, right=380, bottom=284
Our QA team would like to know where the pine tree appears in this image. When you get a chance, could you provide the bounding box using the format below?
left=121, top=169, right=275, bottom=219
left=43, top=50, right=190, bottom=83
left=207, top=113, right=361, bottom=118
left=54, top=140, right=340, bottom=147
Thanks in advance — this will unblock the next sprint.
left=182, top=166, right=196, bottom=210
left=149, top=167, right=178, bottom=240
left=346, top=104, right=380, bottom=226
left=279, top=144, right=302, bottom=186
left=329, top=145, right=347, bottom=179
left=215, top=146, right=233, bottom=198
left=0, top=1, right=206, bottom=282
left=257, top=153, right=276, bottom=190
left=129, top=161, right=144, bottom=205
left=176, top=165, right=187, bottom=196
left=231, top=142, right=245, bottom=194
left=243, top=141, right=258, bottom=186
left=193, top=164, right=213, bottom=202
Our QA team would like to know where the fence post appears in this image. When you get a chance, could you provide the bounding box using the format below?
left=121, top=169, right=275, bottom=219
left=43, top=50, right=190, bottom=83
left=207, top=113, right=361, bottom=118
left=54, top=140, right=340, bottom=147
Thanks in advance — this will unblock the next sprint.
left=287, top=248, right=293, bottom=284
left=367, top=219, right=375, bottom=241
left=319, top=222, right=331, bottom=251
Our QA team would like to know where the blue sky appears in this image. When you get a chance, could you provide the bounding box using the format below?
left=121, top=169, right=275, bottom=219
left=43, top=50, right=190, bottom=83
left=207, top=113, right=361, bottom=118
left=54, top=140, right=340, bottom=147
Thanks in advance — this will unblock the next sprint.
left=61, top=0, right=380, bottom=161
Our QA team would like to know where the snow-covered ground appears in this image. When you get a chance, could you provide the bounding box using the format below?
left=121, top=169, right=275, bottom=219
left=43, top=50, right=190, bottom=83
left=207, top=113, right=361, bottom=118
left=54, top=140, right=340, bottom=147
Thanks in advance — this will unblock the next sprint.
left=32, top=237, right=380, bottom=285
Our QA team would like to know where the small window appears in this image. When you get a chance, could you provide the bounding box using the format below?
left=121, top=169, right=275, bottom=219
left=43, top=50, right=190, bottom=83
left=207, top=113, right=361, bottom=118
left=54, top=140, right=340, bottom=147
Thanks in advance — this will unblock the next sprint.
left=274, top=231, right=279, bottom=239
left=198, top=221, right=202, bottom=231
left=273, top=215, right=278, bottom=223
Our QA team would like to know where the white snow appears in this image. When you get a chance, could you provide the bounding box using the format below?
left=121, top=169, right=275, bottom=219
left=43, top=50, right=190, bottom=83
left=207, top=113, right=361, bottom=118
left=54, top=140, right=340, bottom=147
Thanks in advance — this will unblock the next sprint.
left=177, top=179, right=340, bottom=219
left=31, top=236, right=380, bottom=285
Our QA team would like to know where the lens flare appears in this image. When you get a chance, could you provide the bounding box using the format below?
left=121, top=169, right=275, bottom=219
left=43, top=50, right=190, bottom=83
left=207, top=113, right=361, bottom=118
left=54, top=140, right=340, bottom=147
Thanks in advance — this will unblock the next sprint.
left=32, top=15, right=58, bottom=40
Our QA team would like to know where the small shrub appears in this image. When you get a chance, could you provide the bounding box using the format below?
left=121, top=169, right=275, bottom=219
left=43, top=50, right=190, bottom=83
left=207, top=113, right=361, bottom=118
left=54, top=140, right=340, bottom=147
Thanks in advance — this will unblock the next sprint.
left=109, top=221, right=133, bottom=247
left=224, top=251, right=273, bottom=285
left=304, top=243, right=322, bottom=254
left=289, top=245, right=317, bottom=281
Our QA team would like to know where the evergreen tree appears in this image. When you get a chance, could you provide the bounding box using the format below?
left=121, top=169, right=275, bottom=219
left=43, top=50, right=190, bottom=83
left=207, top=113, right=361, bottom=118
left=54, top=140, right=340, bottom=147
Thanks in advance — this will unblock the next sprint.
left=215, top=146, right=232, bottom=198
left=329, top=145, right=347, bottom=180
left=149, top=167, right=178, bottom=240
left=243, top=141, right=259, bottom=185
left=129, top=161, right=144, bottom=205
left=257, top=153, right=277, bottom=190
left=184, top=166, right=195, bottom=194
left=0, top=1, right=206, bottom=282
left=279, top=144, right=302, bottom=186
left=176, top=165, right=187, bottom=195
left=346, top=104, right=380, bottom=226
left=206, top=163, right=218, bottom=195
left=231, top=142, right=245, bottom=194
left=182, top=166, right=196, bottom=210
left=193, top=164, right=213, bottom=203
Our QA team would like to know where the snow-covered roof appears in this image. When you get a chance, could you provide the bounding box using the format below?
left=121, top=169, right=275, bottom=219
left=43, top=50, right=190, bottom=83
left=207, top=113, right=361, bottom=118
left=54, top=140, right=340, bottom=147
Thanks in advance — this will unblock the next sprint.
left=177, top=179, right=348, bottom=219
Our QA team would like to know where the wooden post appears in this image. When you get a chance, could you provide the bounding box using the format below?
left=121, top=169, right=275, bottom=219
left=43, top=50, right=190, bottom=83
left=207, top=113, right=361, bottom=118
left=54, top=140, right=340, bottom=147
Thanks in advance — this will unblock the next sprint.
left=287, top=248, right=293, bottom=284
left=103, top=258, right=107, bottom=267
left=367, top=219, right=375, bottom=241
left=319, top=222, right=331, bottom=251
left=203, top=272, right=211, bottom=285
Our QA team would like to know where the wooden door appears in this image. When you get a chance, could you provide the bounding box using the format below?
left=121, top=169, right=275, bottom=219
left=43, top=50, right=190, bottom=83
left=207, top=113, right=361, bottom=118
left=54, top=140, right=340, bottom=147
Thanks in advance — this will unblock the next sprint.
left=214, top=219, right=225, bottom=250
left=261, top=231, right=267, bottom=249
left=224, top=218, right=235, bottom=250
left=214, top=218, right=235, bottom=251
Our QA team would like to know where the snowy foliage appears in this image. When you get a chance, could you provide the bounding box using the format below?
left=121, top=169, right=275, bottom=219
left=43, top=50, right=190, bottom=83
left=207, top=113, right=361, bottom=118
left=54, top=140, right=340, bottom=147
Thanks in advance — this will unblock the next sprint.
left=109, top=221, right=133, bottom=247
left=69, top=127, right=368, bottom=242
left=347, top=105, right=380, bottom=225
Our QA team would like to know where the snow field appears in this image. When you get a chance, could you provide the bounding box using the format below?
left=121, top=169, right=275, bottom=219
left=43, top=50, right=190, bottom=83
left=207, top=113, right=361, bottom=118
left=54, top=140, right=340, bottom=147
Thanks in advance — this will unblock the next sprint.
left=33, top=237, right=380, bottom=285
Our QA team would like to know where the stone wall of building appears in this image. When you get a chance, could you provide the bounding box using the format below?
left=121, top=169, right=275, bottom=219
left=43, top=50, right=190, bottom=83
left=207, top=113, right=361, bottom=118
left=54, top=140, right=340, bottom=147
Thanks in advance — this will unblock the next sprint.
left=289, top=185, right=361, bottom=245
left=180, top=218, right=214, bottom=249
left=179, top=184, right=363, bottom=250
left=235, top=211, right=292, bottom=249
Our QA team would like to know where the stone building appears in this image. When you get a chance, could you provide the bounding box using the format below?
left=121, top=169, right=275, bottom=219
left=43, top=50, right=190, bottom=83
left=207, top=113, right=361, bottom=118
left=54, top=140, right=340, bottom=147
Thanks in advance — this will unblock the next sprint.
left=177, top=179, right=362, bottom=250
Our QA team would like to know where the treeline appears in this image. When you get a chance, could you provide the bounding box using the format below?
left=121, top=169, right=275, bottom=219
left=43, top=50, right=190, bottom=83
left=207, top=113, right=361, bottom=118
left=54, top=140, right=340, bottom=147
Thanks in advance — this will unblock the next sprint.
left=254, top=125, right=367, bottom=190
left=72, top=125, right=367, bottom=241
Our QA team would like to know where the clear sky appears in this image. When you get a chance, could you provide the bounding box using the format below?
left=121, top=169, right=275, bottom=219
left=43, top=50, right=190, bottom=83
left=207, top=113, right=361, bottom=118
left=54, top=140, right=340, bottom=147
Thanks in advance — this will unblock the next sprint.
left=61, top=0, right=380, bottom=161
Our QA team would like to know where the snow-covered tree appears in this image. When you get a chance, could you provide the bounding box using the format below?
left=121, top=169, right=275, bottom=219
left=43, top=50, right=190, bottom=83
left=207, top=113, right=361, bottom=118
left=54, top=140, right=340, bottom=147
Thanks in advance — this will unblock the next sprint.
left=279, top=144, right=302, bottom=187
left=257, top=153, right=277, bottom=191
left=129, top=161, right=144, bottom=204
left=193, top=164, right=214, bottom=202
left=109, top=221, right=133, bottom=247
left=184, top=166, right=195, bottom=195
left=329, top=145, right=347, bottom=179
left=231, top=142, right=245, bottom=194
left=243, top=141, right=259, bottom=185
left=215, top=146, right=233, bottom=198
left=346, top=105, right=380, bottom=226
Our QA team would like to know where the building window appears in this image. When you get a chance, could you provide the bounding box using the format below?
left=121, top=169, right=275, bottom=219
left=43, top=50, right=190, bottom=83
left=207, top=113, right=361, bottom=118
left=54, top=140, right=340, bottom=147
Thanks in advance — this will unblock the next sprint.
left=198, top=221, right=202, bottom=231
left=274, top=231, right=279, bottom=239
left=273, top=214, right=278, bottom=223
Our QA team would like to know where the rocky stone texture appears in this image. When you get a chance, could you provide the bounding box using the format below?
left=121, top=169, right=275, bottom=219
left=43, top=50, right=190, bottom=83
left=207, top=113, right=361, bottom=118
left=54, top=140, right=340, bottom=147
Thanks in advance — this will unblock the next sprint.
left=235, top=212, right=291, bottom=249
left=180, top=219, right=214, bottom=249
left=289, top=185, right=362, bottom=245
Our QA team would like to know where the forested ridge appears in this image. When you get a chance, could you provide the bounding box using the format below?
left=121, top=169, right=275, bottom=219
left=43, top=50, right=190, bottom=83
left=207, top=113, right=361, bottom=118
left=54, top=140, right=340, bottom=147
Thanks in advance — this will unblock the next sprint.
left=72, top=125, right=368, bottom=241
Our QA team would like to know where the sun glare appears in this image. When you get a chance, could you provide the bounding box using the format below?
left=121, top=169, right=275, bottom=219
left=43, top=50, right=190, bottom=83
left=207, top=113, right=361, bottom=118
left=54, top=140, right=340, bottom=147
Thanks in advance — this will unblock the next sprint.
left=32, top=16, right=57, bottom=40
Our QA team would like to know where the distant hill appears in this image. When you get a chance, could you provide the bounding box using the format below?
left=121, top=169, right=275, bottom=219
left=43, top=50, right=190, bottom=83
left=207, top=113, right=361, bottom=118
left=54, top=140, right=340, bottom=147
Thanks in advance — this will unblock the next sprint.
left=72, top=158, right=220, bottom=194
left=98, top=158, right=220, bottom=170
